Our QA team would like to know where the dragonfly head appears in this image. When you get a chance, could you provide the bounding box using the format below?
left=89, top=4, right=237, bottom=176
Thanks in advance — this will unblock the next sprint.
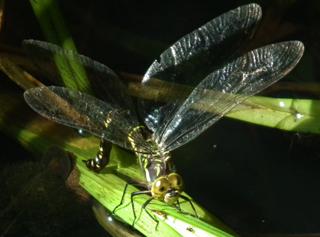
left=151, top=173, right=184, bottom=204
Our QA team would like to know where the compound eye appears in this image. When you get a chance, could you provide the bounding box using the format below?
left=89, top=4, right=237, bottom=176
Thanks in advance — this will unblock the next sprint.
left=168, top=173, right=184, bottom=191
left=151, top=177, right=170, bottom=200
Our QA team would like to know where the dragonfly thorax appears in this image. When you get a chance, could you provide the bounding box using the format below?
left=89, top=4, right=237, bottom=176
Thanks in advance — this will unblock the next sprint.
left=136, top=145, right=175, bottom=183
left=128, top=125, right=175, bottom=183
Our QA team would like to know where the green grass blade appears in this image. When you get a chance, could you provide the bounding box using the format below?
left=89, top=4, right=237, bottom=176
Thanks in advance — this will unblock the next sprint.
left=227, top=96, right=320, bottom=134
left=29, top=0, right=93, bottom=94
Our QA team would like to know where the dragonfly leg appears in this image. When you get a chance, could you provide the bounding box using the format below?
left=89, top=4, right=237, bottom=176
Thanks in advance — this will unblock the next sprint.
left=176, top=199, right=182, bottom=211
left=141, top=196, right=160, bottom=230
left=179, top=195, right=198, bottom=219
left=113, top=181, right=159, bottom=229
left=112, top=181, right=149, bottom=214
left=112, top=182, right=131, bottom=214
left=130, top=190, right=153, bottom=229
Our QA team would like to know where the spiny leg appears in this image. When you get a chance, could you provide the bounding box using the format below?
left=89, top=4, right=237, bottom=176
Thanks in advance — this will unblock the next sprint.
left=131, top=191, right=154, bottom=229
left=141, top=196, right=160, bottom=230
left=179, top=195, right=198, bottom=219
left=113, top=181, right=160, bottom=229
left=112, top=181, right=149, bottom=214
left=112, top=182, right=131, bottom=214
left=176, top=199, right=182, bottom=212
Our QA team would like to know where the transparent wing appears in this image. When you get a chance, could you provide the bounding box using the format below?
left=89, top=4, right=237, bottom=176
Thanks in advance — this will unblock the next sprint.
left=22, top=40, right=135, bottom=114
left=138, top=3, right=262, bottom=134
left=159, top=41, right=304, bottom=151
left=24, top=86, right=145, bottom=151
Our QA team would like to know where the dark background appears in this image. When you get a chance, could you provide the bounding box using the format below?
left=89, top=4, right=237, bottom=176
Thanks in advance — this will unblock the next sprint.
left=1, top=0, right=320, bottom=236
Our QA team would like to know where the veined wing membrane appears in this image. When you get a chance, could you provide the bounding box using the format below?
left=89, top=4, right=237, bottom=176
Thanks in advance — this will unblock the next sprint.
left=139, top=3, right=262, bottom=134
left=22, top=40, right=136, bottom=114
left=160, top=41, right=305, bottom=151
left=24, top=86, right=140, bottom=150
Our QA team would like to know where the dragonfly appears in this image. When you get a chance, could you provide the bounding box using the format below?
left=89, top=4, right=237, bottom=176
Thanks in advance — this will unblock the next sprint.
left=23, top=3, right=304, bottom=229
